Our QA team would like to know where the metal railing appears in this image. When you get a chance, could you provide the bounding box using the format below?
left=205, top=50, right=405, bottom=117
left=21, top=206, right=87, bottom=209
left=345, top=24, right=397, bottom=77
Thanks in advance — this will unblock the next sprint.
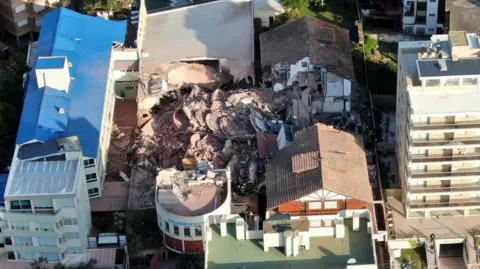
left=412, top=121, right=480, bottom=131
left=410, top=169, right=480, bottom=178
left=409, top=199, right=480, bottom=208
left=411, top=154, right=480, bottom=163
left=412, top=137, right=480, bottom=147
left=409, top=184, right=480, bottom=193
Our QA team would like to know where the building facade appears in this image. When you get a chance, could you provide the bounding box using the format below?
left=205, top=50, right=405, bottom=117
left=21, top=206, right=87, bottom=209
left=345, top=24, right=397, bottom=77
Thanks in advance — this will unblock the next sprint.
left=396, top=31, right=480, bottom=219
left=402, top=0, right=445, bottom=35
left=0, top=0, right=58, bottom=44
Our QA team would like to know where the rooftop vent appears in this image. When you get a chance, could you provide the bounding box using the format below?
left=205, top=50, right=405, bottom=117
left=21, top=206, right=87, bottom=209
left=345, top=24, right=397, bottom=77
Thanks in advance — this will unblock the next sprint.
left=58, top=107, right=65, bottom=114
left=438, top=59, right=448, bottom=71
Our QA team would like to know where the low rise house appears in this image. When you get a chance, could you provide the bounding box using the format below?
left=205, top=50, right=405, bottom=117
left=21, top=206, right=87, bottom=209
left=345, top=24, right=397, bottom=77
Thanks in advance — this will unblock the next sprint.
left=260, top=16, right=355, bottom=114
left=401, top=0, right=446, bottom=35
left=204, top=124, right=378, bottom=268
left=253, top=0, right=284, bottom=27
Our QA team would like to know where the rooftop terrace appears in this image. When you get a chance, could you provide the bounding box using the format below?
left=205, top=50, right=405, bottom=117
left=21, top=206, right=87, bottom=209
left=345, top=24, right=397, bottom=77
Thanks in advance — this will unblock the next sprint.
left=207, top=219, right=374, bottom=269
left=156, top=169, right=228, bottom=216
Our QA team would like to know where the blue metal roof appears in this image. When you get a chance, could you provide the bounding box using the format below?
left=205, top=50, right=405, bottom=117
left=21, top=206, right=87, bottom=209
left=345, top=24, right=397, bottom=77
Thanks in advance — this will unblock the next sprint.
left=0, top=174, right=7, bottom=204
left=36, top=56, right=66, bottom=69
left=16, top=8, right=127, bottom=157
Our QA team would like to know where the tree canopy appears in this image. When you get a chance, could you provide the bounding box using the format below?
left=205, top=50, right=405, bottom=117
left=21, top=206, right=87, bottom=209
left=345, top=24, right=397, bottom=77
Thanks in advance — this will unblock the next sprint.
left=0, top=54, right=28, bottom=172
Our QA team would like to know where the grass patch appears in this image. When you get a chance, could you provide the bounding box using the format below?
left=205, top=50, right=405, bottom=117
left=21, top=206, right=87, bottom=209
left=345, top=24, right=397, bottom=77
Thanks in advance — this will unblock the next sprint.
left=396, top=247, right=428, bottom=269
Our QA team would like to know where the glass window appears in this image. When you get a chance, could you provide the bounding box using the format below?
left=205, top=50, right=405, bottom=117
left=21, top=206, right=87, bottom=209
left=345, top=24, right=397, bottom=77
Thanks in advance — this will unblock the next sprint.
left=445, top=78, right=459, bottom=86
left=10, top=200, right=31, bottom=210
left=165, top=222, right=170, bottom=233
left=173, top=225, right=179, bottom=235
left=83, top=159, right=95, bottom=168
left=63, top=232, right=80, bottom=240
left=428, top=13, right=435, bottom=17
left=426, top=79, right=440, bottom=87
left=36, top=237, right=58, bottom=247
left=463, top=78, right=478, bottom=85
left=12, top=236, right=33, bottom=246
left=63, top=218, right=77, bottom=226
left=88, top=188, right=100, bottom=197
left=86, top=173, right=97, bottom=182
left=184, top=227, right=191, bottom=237
left=17, top=18, right=28, bottom=27
left=35, top=223, right=54, bottom=232
left=9, top=221, right=29, bottom=231
left=66, top=247, right=82, bottom=254
left=15, top=4, right=25, bottom=13
left=195, top=226, right=202, bottom=236
left=33, top=199, right=53, bottom=210
left=16, top=251, right=36, bottom=260
left=38, top=252, right=60, bottom=261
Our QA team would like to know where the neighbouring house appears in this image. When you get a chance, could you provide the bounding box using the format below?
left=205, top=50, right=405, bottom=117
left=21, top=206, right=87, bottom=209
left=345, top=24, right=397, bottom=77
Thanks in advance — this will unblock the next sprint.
left=448, top=0, right=480, bottom=35
left=260, top=16, right=355, bottom=114
left=253, top=0, right=284, bottom=27
left=204, top=123, right=378, bottom=268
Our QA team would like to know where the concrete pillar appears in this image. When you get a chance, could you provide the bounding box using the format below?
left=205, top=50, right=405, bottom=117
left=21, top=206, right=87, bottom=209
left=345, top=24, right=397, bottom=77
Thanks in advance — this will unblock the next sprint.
left=254, top=215, right=260, bottom=230
left=424, top=210, right=430, bottom=218
left=263, top=234, right=269, bottom=252
left=353, top=213, right=360, bottom=232
left=464, top=209, right=470, bottom=217
left=292, top=233, right=300, bottom=257
left=220, top=215, right=227, bottom=237
left=335, top=219, right=345, bottom=238
left=284, top=231, right=293, bottom=257
left=235, top=218, right=245, bottom=240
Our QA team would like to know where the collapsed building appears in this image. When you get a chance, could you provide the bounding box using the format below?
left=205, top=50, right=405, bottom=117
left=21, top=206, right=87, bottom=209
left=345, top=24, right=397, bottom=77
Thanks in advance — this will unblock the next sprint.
left=260, top=16, right=356, bottom=114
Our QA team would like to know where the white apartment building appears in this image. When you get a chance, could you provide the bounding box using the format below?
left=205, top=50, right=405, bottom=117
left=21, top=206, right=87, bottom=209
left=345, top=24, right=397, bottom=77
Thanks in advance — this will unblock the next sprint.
left=0, top=137, right=92, bottom=261
left=396, top=31, right=480, bottom=219
left=0, top=8, right=138, bottom=260
left=402, top=0, right=445, bottom=35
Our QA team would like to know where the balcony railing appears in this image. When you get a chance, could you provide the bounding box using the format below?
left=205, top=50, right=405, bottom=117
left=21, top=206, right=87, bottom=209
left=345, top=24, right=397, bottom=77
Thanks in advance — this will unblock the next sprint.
left=412, top=137, right=480, bottom=147
left=412, top=121, right=480, bottom=131
left=409, top=199, right=480, bottom=209
left=411, top=154, right=480, bottom=163
left=409, top=184, right=480, bottom=193
left=410, top=169, right=480, bottom=178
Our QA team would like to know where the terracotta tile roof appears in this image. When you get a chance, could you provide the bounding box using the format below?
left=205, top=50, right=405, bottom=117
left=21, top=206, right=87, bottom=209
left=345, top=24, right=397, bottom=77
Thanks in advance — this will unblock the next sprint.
left=266, top=123, right=372, bottom=209
left=260, top=16, right=355, bottom=81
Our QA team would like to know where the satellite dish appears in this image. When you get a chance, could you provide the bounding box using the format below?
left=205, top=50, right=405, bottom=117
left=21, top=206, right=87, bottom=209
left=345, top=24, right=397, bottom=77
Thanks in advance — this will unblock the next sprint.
left=347, top=258, right=357, bottom=265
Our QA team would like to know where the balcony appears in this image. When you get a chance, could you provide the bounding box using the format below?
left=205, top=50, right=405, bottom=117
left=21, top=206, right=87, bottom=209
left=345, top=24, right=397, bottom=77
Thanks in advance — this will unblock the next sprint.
left=410, top=169, right=480, bottom=179
left=412, top=137, right=480, bottom=147
left=409, top=183, right=480, bottom=193
left=409, top=199, right=480, bottom=209
left=412, top=121, right=480, bottom=131
left=411, top=154, right=480, bottom=163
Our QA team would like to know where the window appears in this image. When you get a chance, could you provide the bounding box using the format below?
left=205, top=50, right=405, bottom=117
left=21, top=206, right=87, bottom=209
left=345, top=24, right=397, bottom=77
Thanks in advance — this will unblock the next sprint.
left=429, top=13, right=435, bottom=17
left=429, top=0, right=435, bottom=2
left=15, top=4, right=25, bottom=13
left=86, top=173, right=97, bottom=183
left=38, top=252, right=60, bottom=261
left=173, top=225, right=179, bottom=235
left=88, top=188, right=100, bottom=197
left=308, top=202, right=322, bottom=210
left=63, top=218, right=77, bottom=226
left=195, top=226, right=202, bottom=236
left=165, top=222, right=170, bottom=233
left=12, top=236, right=33, bottom=246
left=301, top=61, right=307, bottom=68
left=324, top=201, right=339, bottom=209
left=66, top=248, right=82, bottom=254
left=426, top=79, right=440, bottom=87
left=463, top=78, right=478, bottom=85
left=9, top=221, right=29, bottom=231
left=184, top=227, right=191, bottom=237
left=83, top=158, right=95, bottom=168
left=428, top=28, right=435, bottom=32
left=63, top=232, right=80, bottom=240
left=33, top=199, right=53, bottom=210
left=10, top=200, right=31, bottom=210
left=16, top=251, right=36, bottom=260
left=36, top=237, right=58, bottom=247
left=17, top=18, right=28, bottom=27
left=35, top=223, right=54, bottom=232
left=445, top=78, right=459, bottom=86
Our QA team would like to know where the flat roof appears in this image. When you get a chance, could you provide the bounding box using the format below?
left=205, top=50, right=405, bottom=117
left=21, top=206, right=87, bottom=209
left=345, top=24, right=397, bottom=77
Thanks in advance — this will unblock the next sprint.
left=207, top=219, right=374, bottom=269
left=418, top=58, right=480, bottom=78
left=36, top=57, right=66, bottom=69
left=5, top=160, right=79, bottom=199
left=156, top=169, right=228, bottom=216
left=449, top=31, right=468, bottom=46
left=409, top=92, right=480, bottom=115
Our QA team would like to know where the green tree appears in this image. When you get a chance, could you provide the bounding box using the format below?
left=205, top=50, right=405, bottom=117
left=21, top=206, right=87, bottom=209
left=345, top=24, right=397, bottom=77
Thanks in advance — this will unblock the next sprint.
left=0, top=54, right=28, bottom=172
left=281, top=0, right=309, bottom=16
left=175, top=254, right=204, bottom=269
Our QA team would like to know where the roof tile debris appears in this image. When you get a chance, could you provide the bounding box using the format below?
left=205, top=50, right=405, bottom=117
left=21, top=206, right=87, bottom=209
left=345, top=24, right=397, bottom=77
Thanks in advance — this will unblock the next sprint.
left=266, top=123, right=372, bottom=209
